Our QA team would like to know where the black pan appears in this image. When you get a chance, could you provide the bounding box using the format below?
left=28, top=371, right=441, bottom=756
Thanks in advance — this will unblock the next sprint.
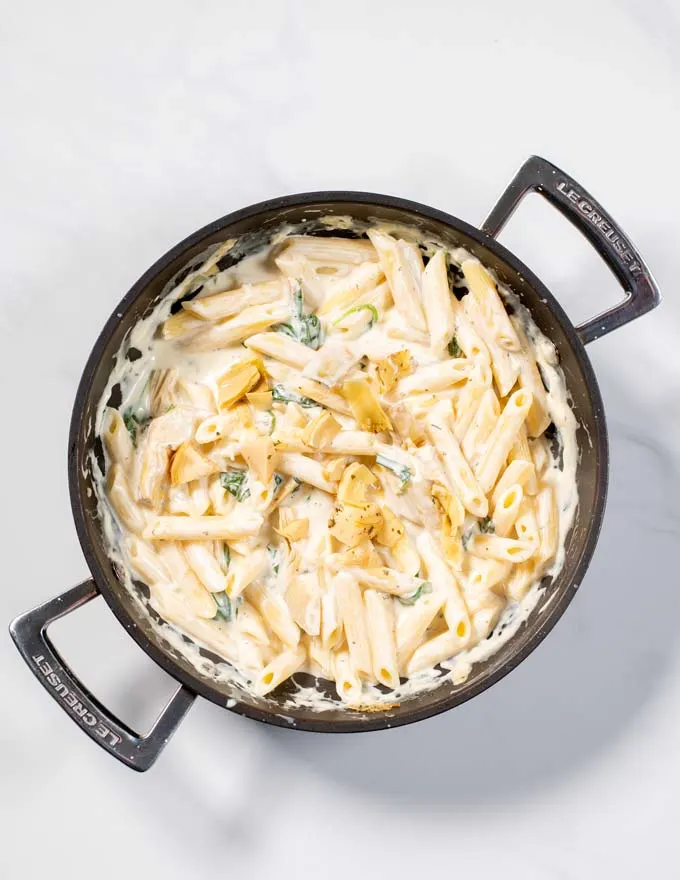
left=9, top=156, right=660, bottom=771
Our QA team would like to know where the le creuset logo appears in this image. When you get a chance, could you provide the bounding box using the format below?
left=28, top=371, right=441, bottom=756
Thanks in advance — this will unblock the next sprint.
left=31, top=654, right=122, bottom=747
left=556, top=180, right=642, bottom=276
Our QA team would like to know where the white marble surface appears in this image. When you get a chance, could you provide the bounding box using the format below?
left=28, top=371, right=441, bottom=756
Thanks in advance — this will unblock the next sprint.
left=2, top=1, right=679, bottom=877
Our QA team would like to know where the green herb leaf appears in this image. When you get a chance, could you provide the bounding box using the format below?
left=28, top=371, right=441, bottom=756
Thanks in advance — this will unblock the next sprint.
left=291, top=477, right=302, bottom=494
left=479, top=516, right=495, bottom=534
left=275, top=283, right=323, bottom=349
left=333, top=303, right=379, bottom=332
left=447, top=335, right=463, bottom=358
left=223, top=543, right=231, bottom=570
left=122, top=409, right=150, bottom=447
left=267, top=410, right=277, bottom=436
left=267, top=544, right=280, bottom=575
left=398, top=582, right=433, bottom=606
left=273, top=472, right=284, bottom=496
left=293, top=284, right=304, bottom=318
left=214, top=591, right=233, bottom=622
left=375, top=453, right=412, bottom=494
left=271, top=384, right=318, bottom=408
left=220, top=469, right=250, bottom=501
left=276, top=323, right=298, bottom=341
left=300, top=313, right=322, bottom=349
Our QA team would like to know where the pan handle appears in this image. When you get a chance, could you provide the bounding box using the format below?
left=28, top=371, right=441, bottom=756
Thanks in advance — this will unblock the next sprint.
left=9, top=580, right=195, bottom=772
left=482, top=155, right=660, bottom=344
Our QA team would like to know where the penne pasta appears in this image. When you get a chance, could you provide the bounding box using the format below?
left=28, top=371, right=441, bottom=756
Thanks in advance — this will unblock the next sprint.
left=461, top=259, right=521, bottom=351
left=225, top=549, right=267, bottom=599
left=286, top=571, right=321, bottom=636
left=364, top=588, right=399, bottom=689
left=421, top=249, right=456, bottom=358
left=108, top=465, right=146, bottom=534
left=465, top=556, right=512, bottom=596
left=529, top=435, right=551, bottom=477
left=184, top=279, right=287, bottom=321
left=504, top=560, right=540, bottom=602
left=334, top=650, right=364, bottom=704
left=416, top=532, right=471, bottom=644
left=317, top=261, right=385, bottom=316
left=425, top=402, right=488, bottom=518
left=249, top=584, right=301, bottom=649
left=255, top=646, right=306, bottom=695
left=282, top=236, right=378, bottom=265
left=321, top=585, right=343, bottom=650
left=396, top=592, right=446, bottom=669
left=368, top=229, right=427, bottom=333
left=492, top=484, right=524, bottom=538
left=398, top=359, right=472, bottom=396
left=143, top=513, right=263, bottom=541
left=463, top=294, right=520, bottom=397
left=185, top=302, right=291, bottom=352
left=453, top=363, right=492, bottom=441
left=184, top=541, right=226, bottom=593
left=474, top=389, right=533, bottom=494
left=126, top=537, right=171, bottom=586
left=471, top=594, right=505, bottom=641
left=513, top=321, right=551, bottom=437
left=244, top=331, right=315, bottom=370
left=334, top=572, right=372, bottom=678
left=515, top=496, right=540, bottom=547
left=407, top=631, right=461, bottom=676
left=306, top=637, right=335, bottom=679
left=470, top=534, right=536, bottom=564
left=491, top=458, right=534, bottom=506
left=276, top=452, right=338, bottom=493
left=462, top=387, right=500, bottom=464
left=102, top=408, right=135, bottom=472
left=508, top=427, right=540, bottom=495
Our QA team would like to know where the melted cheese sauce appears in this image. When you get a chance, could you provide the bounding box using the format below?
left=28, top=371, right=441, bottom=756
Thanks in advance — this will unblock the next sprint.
left=92, top=218, right=578, bottom=713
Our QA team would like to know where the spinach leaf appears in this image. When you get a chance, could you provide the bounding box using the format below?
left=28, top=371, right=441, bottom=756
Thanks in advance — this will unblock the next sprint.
left=220, top=470, right=250, bottom=501
left=479, top=516, right=496, bottom=534
left=267, top=544, right=280, bottom=575
left=214, top=591, right=233, bottom=622
left=398, top=582, right=433, bottom=606
left=333, top=303, right=379, bottom=332
left=271, top=384, right=318, bottom=408
left=276, top=283, right=323, bottom=349
left=122, top=408, right=150, bottom=447
left=447, top=335, right=463, bottom=358
left=375, top=453, right=412, bottom=494
left=461, top=515, right=495, bottom=549
left=461, top=527, right=475, bottom=551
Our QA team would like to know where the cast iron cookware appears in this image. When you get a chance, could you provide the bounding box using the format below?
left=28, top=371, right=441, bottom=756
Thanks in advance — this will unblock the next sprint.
left=10, top=157, right=660, bottom=770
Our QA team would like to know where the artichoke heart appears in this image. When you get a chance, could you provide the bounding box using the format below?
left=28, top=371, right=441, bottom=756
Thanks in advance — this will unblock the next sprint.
left=217, top=357, right=263, bottom=410
left=342, top=376, right=392, bottom=433
left=337, top=462, right=378, bottom=507
left=170, top=441, right=219, bottom=486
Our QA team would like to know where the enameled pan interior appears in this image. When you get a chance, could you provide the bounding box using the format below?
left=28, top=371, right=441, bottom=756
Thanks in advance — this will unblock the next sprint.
left=69, top=194, right=608, bottom=732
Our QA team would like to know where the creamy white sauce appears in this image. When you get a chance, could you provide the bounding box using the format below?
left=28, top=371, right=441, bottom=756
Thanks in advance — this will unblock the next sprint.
left=91, top=217, right=578, bottom=713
